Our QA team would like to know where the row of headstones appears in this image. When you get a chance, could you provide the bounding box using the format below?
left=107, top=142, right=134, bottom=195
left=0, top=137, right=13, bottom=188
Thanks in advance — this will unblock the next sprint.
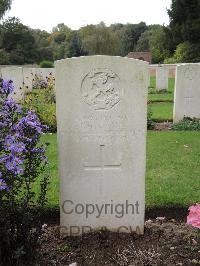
left=1, top=58, right=198, bottom=235
left=55, top=57, right=200, bottom=235
left=0, top=66, right=55, bottom=100
left=148, top=64, right=177, bottom=91
left=154, top=65, right=171, bottom=91
left=0, top=64, right=175, bottom=95
left=0, top=62, right=200, bottom=123
left=154, top=64, right=200, bottom=122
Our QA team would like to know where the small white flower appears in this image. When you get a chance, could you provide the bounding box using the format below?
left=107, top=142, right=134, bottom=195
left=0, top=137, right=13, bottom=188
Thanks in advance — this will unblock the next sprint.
left=42, top=224, right=48, bottom=229
left=156, top=217, right=165, bottom=221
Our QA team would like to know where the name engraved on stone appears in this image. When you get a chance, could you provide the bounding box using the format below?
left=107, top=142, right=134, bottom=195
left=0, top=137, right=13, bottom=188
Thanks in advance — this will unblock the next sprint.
left=81, top=68, right=122, bottom=110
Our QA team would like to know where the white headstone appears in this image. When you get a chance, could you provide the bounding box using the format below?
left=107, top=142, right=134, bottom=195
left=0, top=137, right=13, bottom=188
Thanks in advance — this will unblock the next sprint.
left=148, top=70, right=151, bottom=87
left=156, top=66, right=168, bottom=91
left=1, top=67, right=24, bottom=101
left=36, top=68, right=55, bottom=80
left=173, top=63, right=200, bottom=122
left=56, top=56, right=148, bottom=236
left=23, top=67, right=36, bottom=92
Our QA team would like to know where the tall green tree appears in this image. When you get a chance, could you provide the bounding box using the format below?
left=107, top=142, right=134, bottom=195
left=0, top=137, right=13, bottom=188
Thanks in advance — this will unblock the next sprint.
left=31, top=29, right=53, bottom=63
left=1, top=17, right=37, bottom=64
left=48, top=23, right=72, bottom=60
left=166, top=0, right=200, bottom=62
left=168, top=0, right=200, bottom=45
left=80, top=23, right=121, bottom=56
left=136, top=25, right=171, bottom=63
left=67, top=31, right=86, bottom=57
left=0, top=0, right=12, bottom=19
left=120, top=22, right=147, bottom=56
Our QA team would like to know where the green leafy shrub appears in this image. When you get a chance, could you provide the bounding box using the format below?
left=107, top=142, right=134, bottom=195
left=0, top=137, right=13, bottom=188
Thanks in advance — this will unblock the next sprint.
left=147, top=107, right=155, bottom=130
left=23, top=85, right=56, bottom=132
left=164, top=42, right=200, bottom=63
left=0, top=49, right=10, bottom=64
left=172, top=117, right=200, bottom=131
left=39, top=60, right=54, bottom=68
left=164, top=57, right=177, bottom=64
left=148, top=87, right=171, bottom=94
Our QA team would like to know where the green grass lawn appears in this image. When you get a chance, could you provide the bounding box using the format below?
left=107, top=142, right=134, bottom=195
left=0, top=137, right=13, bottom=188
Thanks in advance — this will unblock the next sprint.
left=147, top=131, right=200, bottom=207
left=41, top=132, right=200, bottom=209
left=148, top=76, right=175, bottom=102
left=148, top=77, right=175, bottom=121
left=149, top=102, right=173, bottom=121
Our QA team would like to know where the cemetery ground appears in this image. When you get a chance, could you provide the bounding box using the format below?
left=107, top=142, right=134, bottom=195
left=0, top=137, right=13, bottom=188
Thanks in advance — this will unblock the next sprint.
left=2, top=70, right=198, bottom=265
left=34, top=76, right=200, bottom=265
left=148, top=76, right=174, bottom=122
left=37, top=130, right=200, bottom=265
left=41, top=132, right=200, bottom=209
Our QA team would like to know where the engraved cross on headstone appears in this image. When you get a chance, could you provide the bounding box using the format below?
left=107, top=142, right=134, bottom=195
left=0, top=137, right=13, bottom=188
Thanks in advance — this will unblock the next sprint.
left=83, top=144, right=121, bottom=176
left=184, top=96, right=194, bottom=107
left=184, top=96, right=194, bottom=102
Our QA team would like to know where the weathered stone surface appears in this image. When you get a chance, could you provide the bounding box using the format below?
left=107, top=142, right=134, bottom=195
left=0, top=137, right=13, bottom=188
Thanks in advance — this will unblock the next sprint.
left=1, top=66, right=24, bottom=101
left=0, top=67, right=55, bottom=99
left=173, top=63, right=200, bottom=122
left=56, top=56, right=148, bottom=236
left=156, top=66, right=168, bottom=91
left=36, top=68, right=55, bottom=80
left=23, top=67, right=36, bottom=92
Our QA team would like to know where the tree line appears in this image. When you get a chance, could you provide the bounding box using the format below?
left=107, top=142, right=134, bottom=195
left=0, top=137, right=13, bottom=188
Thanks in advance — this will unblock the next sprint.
left=0, top=0, right=199, bottom=65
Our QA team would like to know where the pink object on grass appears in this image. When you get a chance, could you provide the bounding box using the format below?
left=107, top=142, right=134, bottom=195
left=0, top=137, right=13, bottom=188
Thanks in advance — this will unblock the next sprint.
left=187, top=204, right=200, bottom=229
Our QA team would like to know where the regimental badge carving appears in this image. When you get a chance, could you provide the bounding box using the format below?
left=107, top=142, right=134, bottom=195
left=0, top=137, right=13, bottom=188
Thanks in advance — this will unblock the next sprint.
left=81, top=68, right=122, bottom=110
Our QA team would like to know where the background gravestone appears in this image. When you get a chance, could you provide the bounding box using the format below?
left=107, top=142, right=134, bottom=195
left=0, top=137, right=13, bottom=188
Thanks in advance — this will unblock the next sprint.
left=36, top=68, right=55, bottom=80
left=156, top=65, right=168, bottom=91
left=57, top=56, right=148, bottom=235
left=173, top=63, right=200, bottom=122
left=23, top=67, right=36, bottom=92
left=1, top=66, right=24, bottom=101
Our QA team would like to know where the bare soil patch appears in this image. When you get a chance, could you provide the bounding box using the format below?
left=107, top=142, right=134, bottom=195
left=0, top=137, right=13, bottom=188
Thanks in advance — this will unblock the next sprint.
left=40, top=219, right=199, bottom=265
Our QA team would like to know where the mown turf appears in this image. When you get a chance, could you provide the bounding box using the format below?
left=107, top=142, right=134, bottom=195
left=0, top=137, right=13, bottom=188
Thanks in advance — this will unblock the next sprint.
left=146, top=131, right=200, bottom=207
left=148, top=77, right=175, bottom=102
left=41, top=132, right=200, bottom=208
left=149, top=102, right=173, bottom=121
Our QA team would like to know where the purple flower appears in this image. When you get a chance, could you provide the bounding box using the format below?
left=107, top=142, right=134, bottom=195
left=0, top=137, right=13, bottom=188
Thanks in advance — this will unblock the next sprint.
left=3, top=99, right=22, bottom=113
left=31, top=147, right=45, bottom=153
left=13, top=142, right=26, bottom=153
left=0, top=79, right=14, bottom=95
left=4, top=136, right=26, bottom=153
left=0, top=178, right=9, bottom=191
left=14, top=111, right=44, bottom=136
left=4, top=135, right=14, bottom=150
left=0, top=109, right=11, bottom=128
left=0, top=78, right=48, bottom=190
left=31, top=147, right=48, bottom=163
left=0, top=99, right=22, bottom=130
left=0, top=155, right=8, bottom=163
left=33, top=77, right=48, bottom=89
left=3, top=154, right=24, bottom=175
left=0, top=121, right=8, bottom=128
